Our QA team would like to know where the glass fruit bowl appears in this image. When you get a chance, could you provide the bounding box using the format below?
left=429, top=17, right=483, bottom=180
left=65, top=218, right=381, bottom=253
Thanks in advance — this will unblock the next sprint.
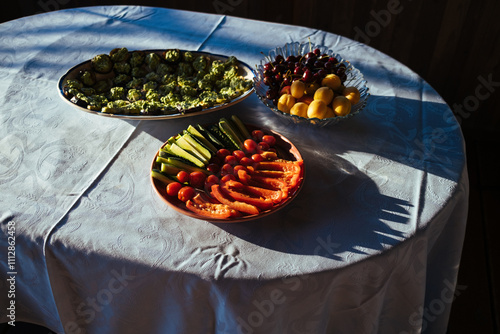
left=253, top=42, right=369, bottom=126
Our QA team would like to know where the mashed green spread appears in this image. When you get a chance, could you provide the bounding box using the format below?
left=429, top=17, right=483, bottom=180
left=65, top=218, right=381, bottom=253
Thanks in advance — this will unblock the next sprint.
left=65, top=48, right=252, bottom=115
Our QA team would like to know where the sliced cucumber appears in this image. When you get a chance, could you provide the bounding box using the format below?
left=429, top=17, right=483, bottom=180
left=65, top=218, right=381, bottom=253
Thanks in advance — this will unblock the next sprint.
left=219, top=118, right=244, bottom=150
left=231, top=115, right=251, bottom=139
left=224, top=117, right=246, bottom=143
left=156, top=156, right=171, bottom=165
left=196, top=123, right=224, bottom=149
left=167, top=136, right=177, bottom=145
left=175, top=136, right=209, bottom=165
left=166, top=157, right=211, bottom=175
left=160, top=162, right=182, bottom=175
left=187, top=125, right=218, bottom=153
left=210, top=124, right=238, bottom=150
left=158, top=149, right=175, bottom=159
left=167, top=142, right=206, bottom=168
left=151, top=169, right=176, bottom=184
left=181, top=132, right=212, bottom=161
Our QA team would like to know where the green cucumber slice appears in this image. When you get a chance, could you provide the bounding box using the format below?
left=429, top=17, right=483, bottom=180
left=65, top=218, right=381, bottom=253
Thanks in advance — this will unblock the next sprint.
left=231, top=115, right=251, bottom=139
left=166, top=157, right=211, bottom=175
left=160, top=162, right=182, bottom=175
left=210, top=124, right=237, bottom=150
left=187, top=125, right=217, bottom=153
left=219, top=118, right=243, bottom=150
left=175, top=136, right=209, bottom=165
left=196, top=124, right=224, bottom=149
left=151, top=169, right=176, bottom=184
left=167, top=142, right=206, bottom=168
left=181, top=132, right=212, bottom=161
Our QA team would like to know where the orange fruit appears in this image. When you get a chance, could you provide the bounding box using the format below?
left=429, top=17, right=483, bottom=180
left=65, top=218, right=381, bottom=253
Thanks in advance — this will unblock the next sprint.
left=290, top=102, right=309, bottom=118
left=314, top=87, right=334, bottom=105
left=343, top=86, right=361, bottom=105
left=277, top=94, right=295, bottom=113
left=321, top=74, right=341, bottom=91
left=332, top=96, right=351, bottom=116
left=290, top=80, right=306, bottom=99
left=307, top=100, right=328, bottom=119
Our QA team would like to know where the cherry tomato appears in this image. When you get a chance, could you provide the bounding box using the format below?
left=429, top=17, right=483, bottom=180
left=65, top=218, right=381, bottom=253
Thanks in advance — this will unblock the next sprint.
left=204, top=174, right=220, bottom=194
left=239, top=157, right=253, bottom=166
left=178, top=186, right=196, bottom=202
left=189, top=171, right=206, bottom=189
left=262, top=135, right=276, bottom=147
left=206, top=163, right=220, bottom=174
left=166, top=182, right=183, bottom=197
left=221, top=174, right=236, bottom=183
left=177, top=170, right=189, bottom=184
left=224, top=155, right=238, bottom=166
left=243, top=139, right=257, bottom=153
left=217, top=148, right=231, bottom=161
left=221, top=163, right=234, bottom=175
left=233, top=165, right=247, bottom=174
left=251, top=154, right=265, bottom=163
left=233, top=150, right=246, bottom=161
left=252, top=130, right=264, bottom=142
left=206, top=174, right=220, bottom=184
left=258, top=142, right=270, bottom=151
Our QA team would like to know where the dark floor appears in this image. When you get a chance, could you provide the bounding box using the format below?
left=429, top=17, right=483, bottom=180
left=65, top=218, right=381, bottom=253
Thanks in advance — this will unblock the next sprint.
left=445, top=127, right=500, bottom=334
left=1, top=128, right=498, bottom=334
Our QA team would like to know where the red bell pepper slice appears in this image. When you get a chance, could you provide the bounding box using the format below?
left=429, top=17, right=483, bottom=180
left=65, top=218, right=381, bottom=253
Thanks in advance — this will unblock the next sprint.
left=254, top=160, right=303, bottom=173
left=186, top=194, right=240, bottom=219
left=220, top=181, right=274, bottom=211
left=236, top=169, right=252, bottom=185
left=253, top=160, right=304, bottom=190
left=211, top=184, right=260, bottom=215
left=244, top=185, right=283, bottom=203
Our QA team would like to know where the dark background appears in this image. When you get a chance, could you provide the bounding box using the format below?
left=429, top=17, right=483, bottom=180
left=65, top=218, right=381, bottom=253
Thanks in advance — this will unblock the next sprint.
left=1, top=1, right=499, bottom=333
left=2, top=0, right=499, bottom=138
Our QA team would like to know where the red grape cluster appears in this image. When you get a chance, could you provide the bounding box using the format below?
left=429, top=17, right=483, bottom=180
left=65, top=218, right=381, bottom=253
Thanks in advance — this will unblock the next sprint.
left=261, top=48, right=347, bottom=106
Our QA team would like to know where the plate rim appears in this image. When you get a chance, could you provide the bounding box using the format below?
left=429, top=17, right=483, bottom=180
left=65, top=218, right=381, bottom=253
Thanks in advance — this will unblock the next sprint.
left=150, top=123, right=305, bottom=223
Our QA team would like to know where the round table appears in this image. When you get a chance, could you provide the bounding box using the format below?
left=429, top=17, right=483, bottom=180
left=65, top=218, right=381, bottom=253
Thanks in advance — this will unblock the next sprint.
left=0, top=6, right=468, bottom=334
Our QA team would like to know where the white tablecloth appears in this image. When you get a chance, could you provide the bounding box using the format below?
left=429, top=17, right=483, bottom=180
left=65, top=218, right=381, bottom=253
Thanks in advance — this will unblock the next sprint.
left=0, top=6, right=468, bottom=334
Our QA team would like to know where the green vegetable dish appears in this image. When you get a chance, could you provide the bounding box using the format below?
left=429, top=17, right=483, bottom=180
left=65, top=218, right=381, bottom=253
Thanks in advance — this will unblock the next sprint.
left=60, top=47, right=254, bottom=117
